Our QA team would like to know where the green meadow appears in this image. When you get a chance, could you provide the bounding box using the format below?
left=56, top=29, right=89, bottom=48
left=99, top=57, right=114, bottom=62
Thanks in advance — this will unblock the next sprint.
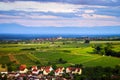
left=0, top=40, right=120, bottom=68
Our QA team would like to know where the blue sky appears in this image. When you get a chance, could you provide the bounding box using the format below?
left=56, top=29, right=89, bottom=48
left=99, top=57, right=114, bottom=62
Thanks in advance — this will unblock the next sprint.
left=0, top=0, right=120, bottom=34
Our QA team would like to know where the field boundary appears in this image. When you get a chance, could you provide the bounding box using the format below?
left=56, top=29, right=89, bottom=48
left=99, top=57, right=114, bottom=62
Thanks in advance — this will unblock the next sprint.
left=80, top=56, right=102, bottom=64
left=8, top=54, right=19, bottom=64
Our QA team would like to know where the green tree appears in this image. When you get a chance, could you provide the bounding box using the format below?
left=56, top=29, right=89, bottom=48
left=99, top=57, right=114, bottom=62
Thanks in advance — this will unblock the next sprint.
left=113, top=65, right=120, bottom=75
left=58, top=58, right=67, bottom=64
left=49, top=71, right=54, bottom=76
left=94, top=45, right=105, bottom=55
left=84, top=40, right=90, bottom=43
left=104, top=43, right=113, bottom=56
left=52, top=64, right=57, bottom=70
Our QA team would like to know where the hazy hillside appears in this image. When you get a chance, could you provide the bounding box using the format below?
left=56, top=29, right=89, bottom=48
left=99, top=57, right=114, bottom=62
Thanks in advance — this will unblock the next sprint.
left=0, top=23, right=120, bottom=35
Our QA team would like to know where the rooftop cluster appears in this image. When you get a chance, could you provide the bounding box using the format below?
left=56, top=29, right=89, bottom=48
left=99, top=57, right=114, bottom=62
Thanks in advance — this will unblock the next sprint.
left=0, top=64, right=82, bottom=80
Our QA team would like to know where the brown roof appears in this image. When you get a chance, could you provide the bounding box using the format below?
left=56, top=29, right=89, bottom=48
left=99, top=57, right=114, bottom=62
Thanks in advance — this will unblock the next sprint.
left=32, top=66, right=38, bottom=71
left=44, top=69, right=50, bottom=73
left=19, top=65, right=26, bottom=71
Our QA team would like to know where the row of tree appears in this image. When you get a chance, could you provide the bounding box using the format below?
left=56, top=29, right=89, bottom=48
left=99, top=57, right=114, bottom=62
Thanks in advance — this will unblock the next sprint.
left=79, top=65, right=120, bottom=80
left=93, top=43, right=120, bottom=57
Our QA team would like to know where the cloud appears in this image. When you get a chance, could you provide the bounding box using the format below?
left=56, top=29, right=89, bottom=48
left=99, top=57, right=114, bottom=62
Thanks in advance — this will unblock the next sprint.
left=0, top=14, right=21, bottom=19
left=28, top=15, right=59, bottom=19
left=0, top=17, right=120, bottom=27
left=84, top=10, right=95, bottom=13
left=81, top=14, right=116, bottom=19
left=0, top=0, right=120, bottom=6
left=0, top=1, right=120, bottom=27
left=0, top=1, right=82, bottom=13
left=0, top=1, right=109, bottom=14
left=0, top=13, right=62, bottom=19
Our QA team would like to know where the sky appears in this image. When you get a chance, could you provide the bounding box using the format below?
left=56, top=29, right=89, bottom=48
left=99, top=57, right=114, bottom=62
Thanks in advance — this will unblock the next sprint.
left=0, top=0, right=120, bottom=34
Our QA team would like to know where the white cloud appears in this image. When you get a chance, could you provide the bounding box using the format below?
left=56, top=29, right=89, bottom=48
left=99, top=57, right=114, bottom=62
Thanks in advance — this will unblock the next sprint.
left=0, top=1, right=119, bottom=27
left=0, top=14, right=21, bottom=19
left=84, top=10, right=95, bottom=13
left=0, top=1, right=108, bottom=13
left=0, top=18, right=120, bottom=27
left=0, top=1, right=81, bottom=13
left=81, top=14, right=116, bottom=19
left=0, top=14, right=61, bottom=19
left=23, top=15, right=60, bottom=19
left=85, top=5, right=107, bottom=8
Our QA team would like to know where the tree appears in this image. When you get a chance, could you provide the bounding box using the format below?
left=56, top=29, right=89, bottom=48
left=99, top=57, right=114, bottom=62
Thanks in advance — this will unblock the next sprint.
left=52, top=64, right=57, bottom=70
left=113, top=65, right=120, bottom=75
left=74, top=64, right=83, bottom=68
left=104, top=43, right=113, bottom=56
left=58, top=58, right=67, bottom=64
left=94, top=45, right=105, bottom=55
left=84, top=40, right=90, bottom=43
left=7, top=62, right=19, bottom=72
left=49, top=71, right=54, bottom=76
left=93, top=43, right=120, bottom=57
left=74, top=74, right=81, bottom=80
left=35, top=60, right=41, bottom=64
left=94, top=45, right=101, bottom=54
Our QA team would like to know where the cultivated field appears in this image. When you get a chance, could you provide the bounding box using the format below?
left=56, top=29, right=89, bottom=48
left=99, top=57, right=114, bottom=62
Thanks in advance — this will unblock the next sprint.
left=0, top=40, right=120, bottom=68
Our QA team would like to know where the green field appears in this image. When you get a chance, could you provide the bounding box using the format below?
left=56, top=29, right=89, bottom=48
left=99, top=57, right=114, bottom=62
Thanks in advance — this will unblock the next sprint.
left=0, top=40, right=120, bottom=68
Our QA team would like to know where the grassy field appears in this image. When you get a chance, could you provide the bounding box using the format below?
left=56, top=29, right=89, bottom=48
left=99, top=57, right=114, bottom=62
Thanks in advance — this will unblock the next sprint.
left=0, top=40, right=120, bottom=68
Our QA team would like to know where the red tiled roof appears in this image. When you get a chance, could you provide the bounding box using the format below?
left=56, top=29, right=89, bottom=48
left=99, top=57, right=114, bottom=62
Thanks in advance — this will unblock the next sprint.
left=19, top=65, right=26, bottom=71
left=32, top=66, right=38, bottom=71
left=32, top=66, right=37, bottom=69
left=76, top=68, right=81, bottom=72
left=45, top=66, right=51, bottom=69
left=55, top=69, right=59, bottom=73
left=67, top=67, right=74, bottom=71
left=44, top=69, right=50, bottom=73
left=59, top=67, right=63, bottom=69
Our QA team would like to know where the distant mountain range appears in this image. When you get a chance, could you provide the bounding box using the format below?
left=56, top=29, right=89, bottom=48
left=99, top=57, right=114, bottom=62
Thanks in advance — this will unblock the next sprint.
left=0, top=23, right=120, bottom=35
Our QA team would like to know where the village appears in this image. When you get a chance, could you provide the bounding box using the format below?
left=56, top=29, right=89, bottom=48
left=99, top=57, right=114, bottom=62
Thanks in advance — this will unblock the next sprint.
left=0, top=37, right=120, bottom=80
left=0, top=64, right=82, bottom=80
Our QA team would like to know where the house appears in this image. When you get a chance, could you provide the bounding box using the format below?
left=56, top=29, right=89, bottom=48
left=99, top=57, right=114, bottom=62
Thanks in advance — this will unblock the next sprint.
left=0, top=71, right=8, bottom=74
left=31, top=66, right=40, bottom=74
left=0, top=64, right=8, bottom=74
left=55, top=67, right=65, bottom=76
left=40, top=66, right=45, bottom=71
left=72, top=68, right=82, bottom=75
left=66, top=67, right=73, bottom=73
left=7, top=72, right=16, bottom=79
left=19, top=64, right=28, bottom=73
left=43, top=66, right=53, bottom=75
left=66, top=67, right=82, bottom=75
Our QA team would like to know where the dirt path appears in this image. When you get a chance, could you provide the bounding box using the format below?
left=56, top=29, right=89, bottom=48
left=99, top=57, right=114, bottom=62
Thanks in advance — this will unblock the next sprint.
left=8, top=54, right=19, bottom=64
